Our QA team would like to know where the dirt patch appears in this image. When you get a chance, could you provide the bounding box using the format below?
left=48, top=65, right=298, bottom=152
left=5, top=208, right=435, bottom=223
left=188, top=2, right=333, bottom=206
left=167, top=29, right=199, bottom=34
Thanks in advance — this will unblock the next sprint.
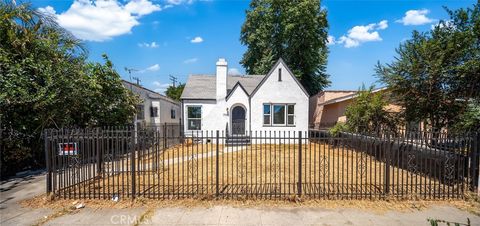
left=58, top=143, right=461, bottom=199
left=20, top=193, right=480, bottom=215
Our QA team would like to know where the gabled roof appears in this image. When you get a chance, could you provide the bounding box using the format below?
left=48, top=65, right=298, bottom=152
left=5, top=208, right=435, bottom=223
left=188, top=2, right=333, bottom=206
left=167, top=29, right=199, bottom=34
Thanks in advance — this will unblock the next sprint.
left=250, top=58, right=309, bottom=98
left=226, top=82, right=249, bottom=101
left=180, top=74, right=264, bottom=100
left=180, top=58, right=309, bottom=100
left=122, top=80, right=180, bottom=105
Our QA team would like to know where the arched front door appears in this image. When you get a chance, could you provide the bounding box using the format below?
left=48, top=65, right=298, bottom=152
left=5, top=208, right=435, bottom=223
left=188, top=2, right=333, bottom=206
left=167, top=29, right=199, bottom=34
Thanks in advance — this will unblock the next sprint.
left=231, top=106, right=246, bottom=135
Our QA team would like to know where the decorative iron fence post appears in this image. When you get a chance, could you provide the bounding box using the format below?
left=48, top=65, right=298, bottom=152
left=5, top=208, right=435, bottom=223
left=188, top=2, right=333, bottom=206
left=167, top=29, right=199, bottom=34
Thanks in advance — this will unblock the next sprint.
left=384, top=133, right=391, bottom=196
left=163, top=122, right=167, bottom=149
left=216, top=130, right=220, bottom=197
left=471, top=132, right=480, bottom=194
left=44, top=129, right=52, bottom=194
left=96, top=128, right=103, bottom=174
left=131, top=127, right=136, bottom=199
left=298, top=131, right=302, bottom=196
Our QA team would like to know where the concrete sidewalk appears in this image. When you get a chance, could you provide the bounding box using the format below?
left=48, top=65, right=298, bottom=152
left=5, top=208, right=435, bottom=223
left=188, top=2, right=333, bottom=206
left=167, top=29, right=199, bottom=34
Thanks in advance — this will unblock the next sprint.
left=1, top=173, right=479, bottom=226
left=40, top=205, right=479, bottom=226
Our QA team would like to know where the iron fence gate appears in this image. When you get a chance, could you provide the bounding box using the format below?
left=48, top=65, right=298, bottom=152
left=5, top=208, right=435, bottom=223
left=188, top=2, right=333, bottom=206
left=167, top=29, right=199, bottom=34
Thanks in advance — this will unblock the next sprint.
left=44, top=126, right=480, bottom=200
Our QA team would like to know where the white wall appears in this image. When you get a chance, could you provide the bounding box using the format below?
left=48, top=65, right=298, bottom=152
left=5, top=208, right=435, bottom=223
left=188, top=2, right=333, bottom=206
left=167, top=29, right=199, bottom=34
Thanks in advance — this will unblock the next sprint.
left=250, top=62, right=309, bottom=133
left=183, top=99, right=224, bottom=134
left=123, top=81, right=180, bottom=126
left=181, top=60, right=309, bottom=143
left=158, top=99, right=181, bottom=124
left=183, top=85, right=252, bottom=135
left=226, top=86, right=250, bottom=134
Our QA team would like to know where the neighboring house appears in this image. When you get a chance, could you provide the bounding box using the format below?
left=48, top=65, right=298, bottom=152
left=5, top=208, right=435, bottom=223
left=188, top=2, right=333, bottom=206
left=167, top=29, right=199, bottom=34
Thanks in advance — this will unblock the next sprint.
left=309, top=88, right=401, bottom=129
left=180, top=58, right=309, bottom=139
left=122, top=80, right=181, bottom=128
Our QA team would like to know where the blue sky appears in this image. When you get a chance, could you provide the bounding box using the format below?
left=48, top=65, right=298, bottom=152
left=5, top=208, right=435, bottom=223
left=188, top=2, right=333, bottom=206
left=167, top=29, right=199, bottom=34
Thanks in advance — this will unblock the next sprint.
left=31, top=0, right=476, bottom=93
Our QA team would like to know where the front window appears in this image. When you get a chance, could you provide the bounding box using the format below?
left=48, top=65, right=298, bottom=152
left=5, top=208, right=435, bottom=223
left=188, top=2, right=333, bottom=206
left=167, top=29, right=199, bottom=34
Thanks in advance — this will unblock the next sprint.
left=136, top=105, right=145, bottom=120
left=273, top=105, right=285, bottom=125
left=263, top=104, right=271, bottom=125
left=150, top=107, right=158, bottom=117
left=171, top=109, right=176, bottom=119
left=187, top=106, right=201, bottom=130
left=263, top=104, right=295, bottom=126
left=287, top=105, right=295, bottom=125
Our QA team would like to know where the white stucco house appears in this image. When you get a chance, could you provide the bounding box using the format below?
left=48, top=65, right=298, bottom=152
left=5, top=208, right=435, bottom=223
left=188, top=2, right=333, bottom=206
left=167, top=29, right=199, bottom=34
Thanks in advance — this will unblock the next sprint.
left=180, top=58, right=309, bottom=140
left=122, top=80, right=181, bottom=128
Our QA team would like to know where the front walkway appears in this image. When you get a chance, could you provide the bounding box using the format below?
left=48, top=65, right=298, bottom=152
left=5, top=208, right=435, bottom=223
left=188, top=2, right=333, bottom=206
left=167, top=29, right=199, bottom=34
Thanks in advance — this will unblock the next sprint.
left=1, top=173, right=479, bottom=226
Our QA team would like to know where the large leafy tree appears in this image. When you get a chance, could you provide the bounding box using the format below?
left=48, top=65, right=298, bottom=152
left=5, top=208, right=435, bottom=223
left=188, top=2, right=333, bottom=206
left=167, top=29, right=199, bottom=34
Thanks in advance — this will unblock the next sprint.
left=330, top=86, right=398, bottom=136
left=375, top=4, right=480, bottom=131
left=165, top=83, right=185, bottom=101
left=240, top=0, right=330, bottom=95
left=78, top=55, right=139, bottom=127
left=0, top=2, right=138, bottom=178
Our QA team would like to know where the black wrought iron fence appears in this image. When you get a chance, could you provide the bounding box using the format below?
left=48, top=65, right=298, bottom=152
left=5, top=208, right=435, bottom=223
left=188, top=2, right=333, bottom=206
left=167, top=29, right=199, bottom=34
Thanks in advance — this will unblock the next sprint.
left=44, top=125, right=479, bottom=200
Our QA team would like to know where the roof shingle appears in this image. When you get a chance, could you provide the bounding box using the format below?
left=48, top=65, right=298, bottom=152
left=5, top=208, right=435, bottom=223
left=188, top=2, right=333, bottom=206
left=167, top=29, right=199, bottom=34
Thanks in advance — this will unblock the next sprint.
left=181, top=75, right=265, bottom=99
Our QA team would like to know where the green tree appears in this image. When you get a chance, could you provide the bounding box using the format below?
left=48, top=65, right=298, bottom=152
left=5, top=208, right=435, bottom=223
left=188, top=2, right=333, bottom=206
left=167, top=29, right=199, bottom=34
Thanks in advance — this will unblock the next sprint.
left=79, top=54, right=138, bottom=127
left=340, top=86, right=397, bottom=135
left=165, top=83, right=185, bottom=101
left=240, top=0, right=330, bottom=95
left=452, top=100, right=480, bottom=133
left=375, top=4, right=480, bottom=131
left=0, top=2, right=139, bottom=178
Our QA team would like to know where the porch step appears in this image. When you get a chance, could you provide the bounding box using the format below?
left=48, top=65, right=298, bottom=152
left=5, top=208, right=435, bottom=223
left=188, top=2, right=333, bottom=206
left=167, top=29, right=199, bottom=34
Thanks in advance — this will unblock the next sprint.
left=226, top=136, right=251, bottom=146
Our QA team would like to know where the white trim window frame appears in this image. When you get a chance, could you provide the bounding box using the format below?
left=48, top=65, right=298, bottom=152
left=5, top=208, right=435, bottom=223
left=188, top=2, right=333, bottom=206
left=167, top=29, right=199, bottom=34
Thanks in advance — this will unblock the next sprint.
left=187, top=106, right=202, bottom=130
left=272, top=104, right=286, bottom=126
left=263, top=103, right=295, bottom=127
left=287, top=104, right=295, bottom=126
left=263, top=104, right=271, bottom=125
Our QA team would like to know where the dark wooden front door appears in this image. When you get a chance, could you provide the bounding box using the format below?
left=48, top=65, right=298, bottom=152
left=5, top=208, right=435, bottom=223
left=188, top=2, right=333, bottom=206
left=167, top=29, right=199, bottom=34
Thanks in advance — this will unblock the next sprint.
left=231, top=106, right=246, bottom=135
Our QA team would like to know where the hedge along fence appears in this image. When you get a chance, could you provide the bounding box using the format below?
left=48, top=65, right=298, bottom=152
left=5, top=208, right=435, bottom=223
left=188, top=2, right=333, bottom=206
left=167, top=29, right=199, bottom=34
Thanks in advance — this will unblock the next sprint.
left=1, top=128, right=45, bottom=179
left=333, top=130, right=479, bottom=197
left=44, top=125, right=479, bottom=200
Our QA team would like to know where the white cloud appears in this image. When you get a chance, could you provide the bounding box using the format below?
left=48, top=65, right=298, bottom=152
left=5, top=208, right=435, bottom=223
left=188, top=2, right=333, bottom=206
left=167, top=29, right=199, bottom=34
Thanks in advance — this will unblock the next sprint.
left=138, top=42, right=159, bottom=48
left=396, top=9, right=435, bottom=26
left=190, top=36, right=203, bottom=43
left=228, top=68, right=242, bottom=76
left=37, top=0, right=164, bottom=42
left=327, top=35, right=335, bottom=45
left=336, top=20, right=387, bottom=48
left=38, top=6, right=56, bottom=15
left=167, top=0, right=194, bottom=5
left=183, top=58, right=198, bottom=64
left=377, top=20, right=388, bottom=30
left=152, top=81, right=170, bottom=93
left=140, top=64, right=160, bottom=73
left=125, top=0, right=161, bottom=16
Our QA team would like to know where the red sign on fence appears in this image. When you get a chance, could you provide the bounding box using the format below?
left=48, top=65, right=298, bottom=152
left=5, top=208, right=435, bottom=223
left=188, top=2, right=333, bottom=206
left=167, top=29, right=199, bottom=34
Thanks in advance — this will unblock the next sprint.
left=58, top=143, right=78, bottom=156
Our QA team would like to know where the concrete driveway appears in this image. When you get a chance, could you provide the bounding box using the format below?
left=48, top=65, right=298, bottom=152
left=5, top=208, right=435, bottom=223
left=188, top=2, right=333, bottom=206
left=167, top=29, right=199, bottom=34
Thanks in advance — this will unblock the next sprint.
left=1, top=173, right=479, bottom=226
left=0, top=172, right=54, bottom=225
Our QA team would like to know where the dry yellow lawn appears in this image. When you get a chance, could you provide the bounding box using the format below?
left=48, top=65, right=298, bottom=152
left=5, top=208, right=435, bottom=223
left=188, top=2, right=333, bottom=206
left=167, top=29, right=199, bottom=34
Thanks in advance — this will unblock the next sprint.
left=57, top=142, right=464, bottom=200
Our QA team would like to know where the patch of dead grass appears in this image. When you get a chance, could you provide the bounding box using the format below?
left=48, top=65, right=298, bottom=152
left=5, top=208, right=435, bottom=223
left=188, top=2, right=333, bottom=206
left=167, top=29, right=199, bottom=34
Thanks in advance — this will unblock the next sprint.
left=20, top=193, right=480, bottom=215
